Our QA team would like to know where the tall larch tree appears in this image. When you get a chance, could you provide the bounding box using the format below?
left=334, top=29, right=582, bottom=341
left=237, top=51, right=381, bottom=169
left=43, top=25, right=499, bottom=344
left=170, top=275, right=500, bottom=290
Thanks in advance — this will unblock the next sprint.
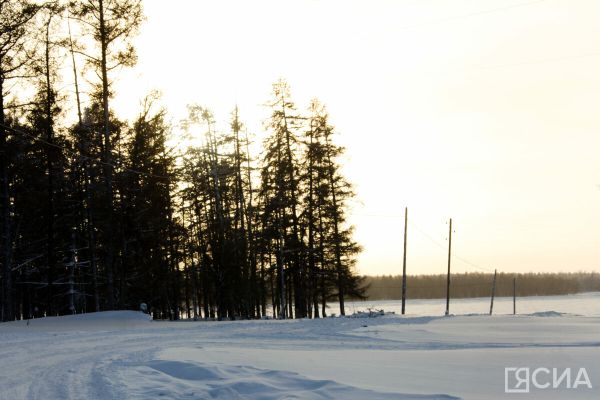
left=260, top=80, right=308, bottom=318
left=306, top=100, right=364, bottom=315
left=69, top=0, right=144, bottom=309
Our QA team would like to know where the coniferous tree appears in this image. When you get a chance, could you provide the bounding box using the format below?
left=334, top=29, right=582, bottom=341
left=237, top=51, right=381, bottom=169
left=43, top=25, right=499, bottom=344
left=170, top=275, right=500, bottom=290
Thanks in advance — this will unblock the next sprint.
left=31, top=2, right=67, bottom=316
left=0, top=0, right=365, bottom=321
left=179, top=104, right=264, bottom=320
left=69, top=0, right=144, bottom=309
left=304, top=100, right=364, bottom=316
left=120, top=95, right=178, bottom=317
left=260, top=80, right=307, bottom=318
left=0, top=0, right=40, bottom=321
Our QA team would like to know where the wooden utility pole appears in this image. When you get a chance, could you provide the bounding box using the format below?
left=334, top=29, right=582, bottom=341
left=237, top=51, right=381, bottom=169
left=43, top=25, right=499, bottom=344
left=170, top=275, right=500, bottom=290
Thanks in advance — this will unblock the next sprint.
left=401, top=207, right=408, bottom=315
left=513, top=277, right=517, bottom=315
left=489, top=269, right=497, bottom=315
left=445, top=218, right=452, bottom=316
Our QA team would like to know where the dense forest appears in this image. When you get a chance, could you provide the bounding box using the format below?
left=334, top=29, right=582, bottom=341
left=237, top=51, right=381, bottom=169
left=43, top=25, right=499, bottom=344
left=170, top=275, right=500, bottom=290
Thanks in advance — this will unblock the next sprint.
left=363, top=272, right=600, bottom=300
left=0, top=0, right=365, bottom=321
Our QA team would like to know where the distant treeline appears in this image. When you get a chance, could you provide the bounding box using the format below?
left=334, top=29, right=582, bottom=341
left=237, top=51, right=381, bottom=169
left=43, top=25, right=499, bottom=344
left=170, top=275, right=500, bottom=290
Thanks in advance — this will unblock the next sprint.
left=362, top=273, right=600, bottom=300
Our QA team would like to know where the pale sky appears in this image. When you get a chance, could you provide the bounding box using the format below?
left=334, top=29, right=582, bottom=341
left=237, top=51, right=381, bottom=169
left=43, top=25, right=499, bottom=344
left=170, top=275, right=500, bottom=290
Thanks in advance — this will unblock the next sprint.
left=106, top=0, right=600, bottom=276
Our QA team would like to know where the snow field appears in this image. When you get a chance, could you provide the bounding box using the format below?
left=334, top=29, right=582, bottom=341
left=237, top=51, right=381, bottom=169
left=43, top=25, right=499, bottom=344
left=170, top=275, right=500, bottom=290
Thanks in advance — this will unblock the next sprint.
left=0, top=306, right=599, bottom=399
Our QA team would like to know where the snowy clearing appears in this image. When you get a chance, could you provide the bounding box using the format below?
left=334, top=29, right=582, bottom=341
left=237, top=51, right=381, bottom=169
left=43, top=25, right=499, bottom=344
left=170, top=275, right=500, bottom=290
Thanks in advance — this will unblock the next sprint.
left=1, top=309, right=599, bottom=399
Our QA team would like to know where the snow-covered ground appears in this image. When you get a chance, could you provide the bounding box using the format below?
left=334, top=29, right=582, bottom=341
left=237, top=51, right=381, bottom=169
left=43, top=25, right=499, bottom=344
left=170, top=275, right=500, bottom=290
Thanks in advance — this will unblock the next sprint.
left=1, top=295, right=599, bottom=399
left=334, top=291, right=600, bottom=317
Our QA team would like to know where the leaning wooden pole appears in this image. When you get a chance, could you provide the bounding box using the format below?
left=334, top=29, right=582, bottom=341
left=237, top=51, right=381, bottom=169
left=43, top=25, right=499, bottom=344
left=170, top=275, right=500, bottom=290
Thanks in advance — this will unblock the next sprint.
left=489, top=269, right=497, bottom=315
left=513, top=277, right=517, bottom=315
left=401, top=207, right=408, bottom=315
left=445, top=218, right=452, bottom=316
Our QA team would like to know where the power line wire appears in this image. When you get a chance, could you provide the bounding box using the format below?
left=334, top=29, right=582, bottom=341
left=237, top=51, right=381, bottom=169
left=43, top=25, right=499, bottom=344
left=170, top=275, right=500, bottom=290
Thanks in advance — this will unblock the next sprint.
left=409, top=219, right=495, bottom=273
left=350, top=210, right=495, bottom=273
left=473, top=50, right=600, bottom=71
left=396, top=0, right=547, bottom=31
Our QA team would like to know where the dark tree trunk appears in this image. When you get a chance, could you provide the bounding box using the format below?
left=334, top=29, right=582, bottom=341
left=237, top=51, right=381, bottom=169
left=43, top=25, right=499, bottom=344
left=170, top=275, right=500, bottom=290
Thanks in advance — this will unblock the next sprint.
left=98, top=0, right=116, bottom=310
left=44, top=19, right=56, bottom=316
left=0, top=73, right=13, bottom=321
